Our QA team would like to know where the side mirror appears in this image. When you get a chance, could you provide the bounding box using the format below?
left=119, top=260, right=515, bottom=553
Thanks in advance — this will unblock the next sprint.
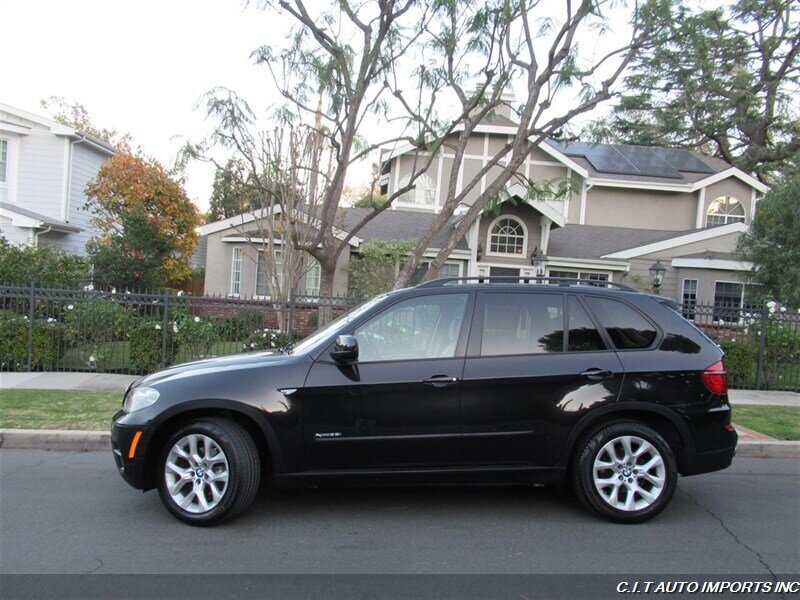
left=331, top=334, right=358, bottom=363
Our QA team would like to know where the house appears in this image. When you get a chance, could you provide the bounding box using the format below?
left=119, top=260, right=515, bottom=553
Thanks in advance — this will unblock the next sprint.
left=0, top=104, right=115, bottom=254
left=198, top=106, right=767, bottom=316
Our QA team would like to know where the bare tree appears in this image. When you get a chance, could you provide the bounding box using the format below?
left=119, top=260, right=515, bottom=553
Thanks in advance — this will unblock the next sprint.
left=392, top=0, right=665, bottom=287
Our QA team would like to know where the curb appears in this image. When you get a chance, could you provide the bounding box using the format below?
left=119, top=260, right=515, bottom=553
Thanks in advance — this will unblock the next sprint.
left=0, top=429, right=798, bottom=458
left=736, top=440, right=800, bottom=459
left=0, top=429, right=110, bottom=452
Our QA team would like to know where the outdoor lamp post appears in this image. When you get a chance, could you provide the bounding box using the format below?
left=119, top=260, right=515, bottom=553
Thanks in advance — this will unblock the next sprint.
left=531, top=249, right=549, bottom=278
left=649, top=259, right=667, bottom=291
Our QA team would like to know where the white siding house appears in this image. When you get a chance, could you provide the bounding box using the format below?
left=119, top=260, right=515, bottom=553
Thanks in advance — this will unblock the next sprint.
left=0, top=104, right=115, bottom=253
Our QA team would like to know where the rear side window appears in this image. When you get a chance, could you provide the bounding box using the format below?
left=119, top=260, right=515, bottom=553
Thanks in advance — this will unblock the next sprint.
left=567, top=296, right=606, bottom=351
left=585, top=297, right=657, bottom=349
left=480, top=293, right=564, bottom=355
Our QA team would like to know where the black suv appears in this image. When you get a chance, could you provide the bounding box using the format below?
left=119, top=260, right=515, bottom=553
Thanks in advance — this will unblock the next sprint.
left=112, top=277, right=736, bottom=526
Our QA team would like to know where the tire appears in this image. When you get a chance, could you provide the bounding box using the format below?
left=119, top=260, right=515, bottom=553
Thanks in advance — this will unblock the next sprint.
left=157, top=418, right=260, bottom=526
left=572, top=422, right=677, bottom=524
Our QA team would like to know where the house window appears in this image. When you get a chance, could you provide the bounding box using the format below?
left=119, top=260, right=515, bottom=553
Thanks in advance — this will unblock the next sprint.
left=706, top=196, right=746, bottom=227
left=713, top=281, right=756, bottom=323
left=229, top=248, right=243, bottom=297
left=397, top=174, right=437, bottom=207
left=681, top=279, right=697, bottom=320
left=306, top=256, right=321, bottom=296
left=549, top=270, right=610, bottom=285
left=0, top=139, right=8, bottom=183
left=410, top=261, right=461, bottom=285
left=256, top=249, right=282, bottom=297
left=488, top=217, right=526, bottom=255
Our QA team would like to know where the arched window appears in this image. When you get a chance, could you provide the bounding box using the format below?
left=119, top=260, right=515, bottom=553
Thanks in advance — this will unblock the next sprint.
left=488, top=216, right=526, bottom=255
left=706, top=196, right=746, bottom=227
left=398, top=174, right=437, bottom=207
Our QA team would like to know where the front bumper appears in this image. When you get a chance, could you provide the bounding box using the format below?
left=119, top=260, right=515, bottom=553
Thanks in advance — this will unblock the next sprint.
left=111, top=413, right=150, bottom=490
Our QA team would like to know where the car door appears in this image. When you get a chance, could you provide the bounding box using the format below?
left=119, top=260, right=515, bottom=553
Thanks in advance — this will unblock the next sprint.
left=461, top=291, right=624, bottom=467
left=300, top=291, right=473, bottom=470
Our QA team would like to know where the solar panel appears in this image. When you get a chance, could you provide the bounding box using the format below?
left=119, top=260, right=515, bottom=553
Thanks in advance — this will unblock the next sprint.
left=657, top=148, right=715, bottom=174
left=613, top=146, right=683, bottom=179
left=547, top=140, right=713, bottom=179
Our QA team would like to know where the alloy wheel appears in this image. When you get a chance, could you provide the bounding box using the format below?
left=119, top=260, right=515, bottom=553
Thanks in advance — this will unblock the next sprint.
left=164, top=434, right=229, bottom=514
left=592, top=435, right=666, bottom=512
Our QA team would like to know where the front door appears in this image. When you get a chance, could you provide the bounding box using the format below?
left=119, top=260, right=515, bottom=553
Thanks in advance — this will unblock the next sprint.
left=301, top=292, right=472, bottom=470
left=461, top=292, right=624, bottom=467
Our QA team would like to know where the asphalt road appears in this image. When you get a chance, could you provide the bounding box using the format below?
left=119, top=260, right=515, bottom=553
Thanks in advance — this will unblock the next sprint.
left=1, top=450, right=798, bottom=578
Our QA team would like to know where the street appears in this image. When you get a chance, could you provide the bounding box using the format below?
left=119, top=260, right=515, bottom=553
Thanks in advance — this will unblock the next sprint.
left=1, top=450, right=798, bottom=576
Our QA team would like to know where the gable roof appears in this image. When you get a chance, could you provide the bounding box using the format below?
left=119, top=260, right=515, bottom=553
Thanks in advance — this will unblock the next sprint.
left=547, top=222, right=747, bottom=262
left=546, top=140, right=767, bottom=193
left=198, top=206, right=470, bottom=252
left=0, top=103, right=116, bottom=156
left=339, top=207, right=470, bottom=251
left=0, top=201, right=82, bottom=233
left=547, top=224, right=684, bottom=260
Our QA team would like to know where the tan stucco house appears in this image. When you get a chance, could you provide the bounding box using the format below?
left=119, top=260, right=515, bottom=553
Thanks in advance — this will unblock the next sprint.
left=197, top=110, right=767, bottom=317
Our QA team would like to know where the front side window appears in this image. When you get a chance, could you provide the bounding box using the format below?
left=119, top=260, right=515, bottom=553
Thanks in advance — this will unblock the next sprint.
left=489, top=217, right=526, bottom=255
left=355, top=293, right=468, bottom=362
left=706, top=196, right=746, bottom=226
left=256, top=249, right=282, bottom=297
left=480, top=293, right=564, bottom=356
left=585, top=297, right=657, bottom=350
left=229, top=247, right=243, bottom=297
left=0, top=139, right=8, bottom=183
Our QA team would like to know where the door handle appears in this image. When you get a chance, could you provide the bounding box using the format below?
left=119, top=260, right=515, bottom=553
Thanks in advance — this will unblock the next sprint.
left=579, top=368, right=613, bottom=380
left=423, top=375, right=459, bottom=387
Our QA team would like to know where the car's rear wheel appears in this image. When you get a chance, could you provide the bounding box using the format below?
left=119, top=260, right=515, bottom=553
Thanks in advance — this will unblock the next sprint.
left=573, top=422, right=677, bottom=523
left=157, top=418, right=260, bottom=526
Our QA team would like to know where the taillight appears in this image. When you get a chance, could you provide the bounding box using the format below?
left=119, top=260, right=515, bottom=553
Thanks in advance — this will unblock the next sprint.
left=701, top=360, right=728, bottom=394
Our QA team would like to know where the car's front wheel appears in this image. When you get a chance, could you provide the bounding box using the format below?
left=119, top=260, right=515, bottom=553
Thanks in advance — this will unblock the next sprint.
left=573, top=422, right=677, bottom=523
left=157, top=418, right=260, bottom=526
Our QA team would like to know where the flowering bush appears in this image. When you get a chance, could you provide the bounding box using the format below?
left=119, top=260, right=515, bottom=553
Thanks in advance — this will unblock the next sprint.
left=176, top=314, right=220, bottom=361
left=129, top=320, right=178, bottom=373
left=0, top=311, right=64, bottom=371
left=242, top=328, right=291, bottom=352
left=62, top=300, right=130, bottom=370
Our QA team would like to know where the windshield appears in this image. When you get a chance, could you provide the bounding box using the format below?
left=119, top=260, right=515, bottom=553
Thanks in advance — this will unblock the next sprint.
left=289, top=293, right=390, bottom=355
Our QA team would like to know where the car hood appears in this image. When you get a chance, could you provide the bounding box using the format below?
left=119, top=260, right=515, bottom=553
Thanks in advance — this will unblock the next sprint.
left=132, top=351, right=295, bottom=388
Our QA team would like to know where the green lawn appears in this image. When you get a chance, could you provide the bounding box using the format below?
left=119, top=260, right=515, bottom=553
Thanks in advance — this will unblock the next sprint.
left=0, top=389, right=122, bottom=431
left=1, top=388, right=797, bottom=441
left=733, top=405, right=800, bottom=441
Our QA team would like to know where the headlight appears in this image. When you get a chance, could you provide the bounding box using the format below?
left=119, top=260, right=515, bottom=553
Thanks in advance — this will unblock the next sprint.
left=123, top=386, right=160, bottom=413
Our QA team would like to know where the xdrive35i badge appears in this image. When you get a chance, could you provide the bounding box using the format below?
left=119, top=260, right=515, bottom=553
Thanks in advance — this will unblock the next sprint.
left=314, top=432, right=342, bottom=439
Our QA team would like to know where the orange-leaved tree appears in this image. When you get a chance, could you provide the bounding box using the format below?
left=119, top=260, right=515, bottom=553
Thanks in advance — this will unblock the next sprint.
left=85, top=153, right=201, bottom=290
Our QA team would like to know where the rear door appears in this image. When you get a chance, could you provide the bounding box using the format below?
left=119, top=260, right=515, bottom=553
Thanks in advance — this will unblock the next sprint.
left=460, top=291, right=624, bottom=467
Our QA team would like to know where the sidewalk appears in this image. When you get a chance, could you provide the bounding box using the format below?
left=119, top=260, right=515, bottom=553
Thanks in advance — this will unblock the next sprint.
left=729, top=389, right=799, bottom=407
left=0, top=372, right=137, bottom=392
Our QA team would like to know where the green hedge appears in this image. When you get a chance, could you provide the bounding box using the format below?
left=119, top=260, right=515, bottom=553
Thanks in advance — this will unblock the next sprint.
left=0, top=312, right=64, bottom=371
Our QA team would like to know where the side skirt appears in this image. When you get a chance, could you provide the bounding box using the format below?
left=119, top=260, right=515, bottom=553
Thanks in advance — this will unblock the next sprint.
left=272, top=465, right=567, bottom=487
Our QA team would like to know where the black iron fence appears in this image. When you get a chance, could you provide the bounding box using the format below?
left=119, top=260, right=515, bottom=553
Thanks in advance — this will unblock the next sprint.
left=1, top=285, right=798, bottom=390
left=680, top=301, right=800, bottom=391
left=0, top=285, right=360, bottom=376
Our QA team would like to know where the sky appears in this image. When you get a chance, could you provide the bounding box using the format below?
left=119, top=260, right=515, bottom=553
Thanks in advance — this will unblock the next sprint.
left=1, top=0, right=633, bottom=213
left=1, top=0, right=294, bottom=211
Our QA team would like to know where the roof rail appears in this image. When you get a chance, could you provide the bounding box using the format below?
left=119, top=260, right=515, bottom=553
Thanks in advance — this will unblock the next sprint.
left=415, top=276, right=639, bottom=292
